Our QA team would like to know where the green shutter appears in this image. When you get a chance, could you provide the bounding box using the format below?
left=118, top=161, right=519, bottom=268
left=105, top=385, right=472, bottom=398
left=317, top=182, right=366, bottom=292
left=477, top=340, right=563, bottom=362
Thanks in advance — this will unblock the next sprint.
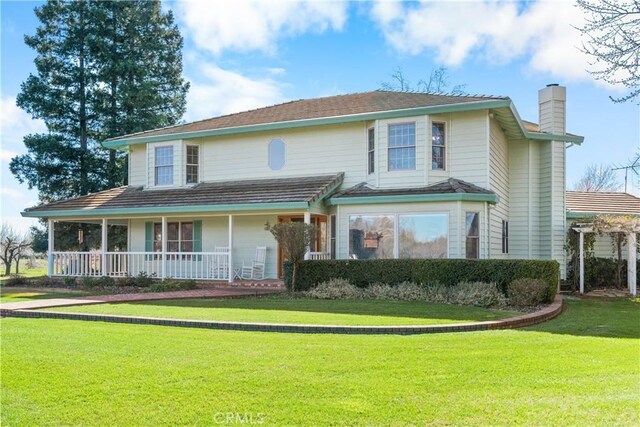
left=145, top=222, right=153, bottom=252
left=193, top=220, right=202, bottom=252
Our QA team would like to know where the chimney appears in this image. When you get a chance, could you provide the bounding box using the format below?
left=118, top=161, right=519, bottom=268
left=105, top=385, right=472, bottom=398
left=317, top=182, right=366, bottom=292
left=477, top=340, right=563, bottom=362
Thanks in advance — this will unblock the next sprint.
left=538, top=84, right=566, bottom=135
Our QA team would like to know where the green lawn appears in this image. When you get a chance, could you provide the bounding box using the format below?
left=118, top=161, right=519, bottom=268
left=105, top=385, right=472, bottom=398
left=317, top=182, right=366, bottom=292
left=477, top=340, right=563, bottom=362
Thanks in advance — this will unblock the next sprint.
left=0, top=259, right=48, bottom=283
left=1, top=298, right=638, bottom=425
left=44, top=296, right=522, bottom=325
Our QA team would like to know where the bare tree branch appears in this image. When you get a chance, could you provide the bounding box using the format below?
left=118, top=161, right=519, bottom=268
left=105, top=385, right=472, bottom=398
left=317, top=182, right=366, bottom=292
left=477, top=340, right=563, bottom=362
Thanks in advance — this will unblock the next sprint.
left=573, top=163, right=622, bottom=192
left=577, top=0, right=640, bottom=103
left=381, top=66, right=467, bottom=94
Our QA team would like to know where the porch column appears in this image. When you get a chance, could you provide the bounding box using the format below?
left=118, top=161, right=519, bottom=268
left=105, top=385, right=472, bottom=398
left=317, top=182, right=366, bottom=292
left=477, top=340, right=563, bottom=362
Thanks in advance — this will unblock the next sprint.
left=101, top=218, right=107, bottom=277
left=303, top=211, right=311, bottom=260
left=579, top=230, right=585, bottom=295
left=47, top=219, right=54, bottom=277
left=228, top=215, right=233, bottom=283
left=628, top=232, right=637, bottom=297
left=161, top=216, right=167, bottom=279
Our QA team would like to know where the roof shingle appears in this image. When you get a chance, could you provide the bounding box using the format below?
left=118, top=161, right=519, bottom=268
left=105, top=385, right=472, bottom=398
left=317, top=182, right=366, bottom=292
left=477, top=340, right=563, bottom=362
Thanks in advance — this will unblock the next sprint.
left=108, top=91, right=507, bottom=142
left=25, top=174, right=344, bottom=214
left=332, top=178, right=494, bottom=198
left=566, top=191, right=640, bottom=216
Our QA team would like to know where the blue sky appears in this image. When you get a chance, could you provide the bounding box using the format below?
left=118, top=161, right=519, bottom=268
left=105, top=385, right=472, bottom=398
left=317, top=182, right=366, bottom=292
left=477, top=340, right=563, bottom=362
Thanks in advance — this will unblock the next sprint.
left=1, top=0, right=638, bottom=233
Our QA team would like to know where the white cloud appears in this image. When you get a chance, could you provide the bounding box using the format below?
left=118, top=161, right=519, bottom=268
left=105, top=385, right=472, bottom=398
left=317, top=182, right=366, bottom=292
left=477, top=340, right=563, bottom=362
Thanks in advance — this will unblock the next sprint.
left=184, top=63, right=285, bottom=121
left=0, top=97, right=45, bottom=233
left=175, top=0, right=347, bottom=55
left=0, top=97, right=46, bottom=157
left=370, top=0, right=599, bottom=83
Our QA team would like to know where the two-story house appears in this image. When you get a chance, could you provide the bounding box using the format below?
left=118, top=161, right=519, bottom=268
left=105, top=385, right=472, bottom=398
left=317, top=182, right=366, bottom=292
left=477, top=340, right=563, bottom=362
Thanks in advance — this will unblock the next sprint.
left=23, top=85, right=584, bottom=282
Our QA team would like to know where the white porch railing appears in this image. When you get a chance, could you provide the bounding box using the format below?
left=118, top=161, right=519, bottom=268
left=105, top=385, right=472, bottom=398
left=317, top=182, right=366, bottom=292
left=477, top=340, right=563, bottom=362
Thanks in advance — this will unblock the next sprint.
left=51, top=251, right=231, bottom=280
left=308, top=252, right=330, bottom=260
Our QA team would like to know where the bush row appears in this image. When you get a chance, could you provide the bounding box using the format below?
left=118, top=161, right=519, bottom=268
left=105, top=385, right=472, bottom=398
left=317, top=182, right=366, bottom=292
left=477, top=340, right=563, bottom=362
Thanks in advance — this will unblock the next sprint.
left=285, top=259, right=559, bottom=302
left=3, top=273, right=197, bottom=293
left=304, top=278, right=548, bottom=308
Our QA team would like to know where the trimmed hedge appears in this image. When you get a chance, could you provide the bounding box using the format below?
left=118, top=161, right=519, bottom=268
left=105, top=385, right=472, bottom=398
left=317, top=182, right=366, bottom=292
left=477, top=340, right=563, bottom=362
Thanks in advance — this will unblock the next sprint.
left=284, top=259, right=559, bottom=302
left=567, top=257, right=639, bottom=291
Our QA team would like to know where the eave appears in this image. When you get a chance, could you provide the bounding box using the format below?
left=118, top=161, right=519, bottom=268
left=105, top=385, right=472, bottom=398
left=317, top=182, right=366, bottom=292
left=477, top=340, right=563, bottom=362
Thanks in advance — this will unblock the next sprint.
left=327, top=193, right=499, bottom=206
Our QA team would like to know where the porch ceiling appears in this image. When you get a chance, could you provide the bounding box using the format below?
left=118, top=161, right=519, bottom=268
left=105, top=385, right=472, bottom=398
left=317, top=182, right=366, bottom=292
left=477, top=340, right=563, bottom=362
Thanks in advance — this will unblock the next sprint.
left=23, top=173, right=344, bottom=219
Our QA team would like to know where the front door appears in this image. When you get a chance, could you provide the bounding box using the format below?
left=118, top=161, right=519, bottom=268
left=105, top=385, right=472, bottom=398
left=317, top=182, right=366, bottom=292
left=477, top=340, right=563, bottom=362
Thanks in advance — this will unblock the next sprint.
left=276, top=215, right=327, bottom=278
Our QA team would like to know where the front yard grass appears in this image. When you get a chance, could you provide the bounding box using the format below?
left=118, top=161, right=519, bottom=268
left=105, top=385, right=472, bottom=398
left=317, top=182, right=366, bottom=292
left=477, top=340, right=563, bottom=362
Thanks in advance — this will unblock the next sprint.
left=0, top=287, right=93, bottom=303
left=43, top=296, right=522, bottom=325
left=1, top=298, right=638, bottom=425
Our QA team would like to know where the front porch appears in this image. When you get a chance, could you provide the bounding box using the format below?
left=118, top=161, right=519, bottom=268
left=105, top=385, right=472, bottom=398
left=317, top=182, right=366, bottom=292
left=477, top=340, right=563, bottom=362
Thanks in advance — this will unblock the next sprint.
left=46, top=213, right=331, bottom=282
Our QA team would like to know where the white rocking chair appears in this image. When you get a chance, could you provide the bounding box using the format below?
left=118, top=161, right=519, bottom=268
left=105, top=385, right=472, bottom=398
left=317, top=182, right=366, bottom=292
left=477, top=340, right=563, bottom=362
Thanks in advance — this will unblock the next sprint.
left=213, top=246, right=229, bottom=280
left=241, top=246, right=266, bottom=280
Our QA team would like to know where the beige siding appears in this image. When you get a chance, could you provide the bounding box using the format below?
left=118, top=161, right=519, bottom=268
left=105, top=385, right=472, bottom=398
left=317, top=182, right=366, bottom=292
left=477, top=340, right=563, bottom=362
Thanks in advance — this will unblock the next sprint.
left=128, top=145, right=147, bottom=186
left=507, top=141, right=530, bottom=259
left=439, top=110, right=489, bottom=188
left=539, top=141, right=552, bottom=259
left=199, top=123, right=365, bottom=188
left=489, top=118, right=509, bottom=259
left=551, top=141, right=567, bottom=276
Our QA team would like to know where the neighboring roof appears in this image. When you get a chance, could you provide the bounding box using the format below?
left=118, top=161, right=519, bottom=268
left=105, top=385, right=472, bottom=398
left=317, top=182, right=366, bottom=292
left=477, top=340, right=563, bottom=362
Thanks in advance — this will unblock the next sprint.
left=566, top=191, right=640, bottom=217
left=23, top=174, right=344, bottom=218
left=106, top=91, right=507, bottom=146
left=328, top=178, right=498, bottom=205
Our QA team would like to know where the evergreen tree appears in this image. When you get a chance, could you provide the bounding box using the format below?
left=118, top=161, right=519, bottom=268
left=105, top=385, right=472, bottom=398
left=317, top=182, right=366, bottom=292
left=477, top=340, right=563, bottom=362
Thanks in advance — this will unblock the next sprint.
left=10, top=0, right=189, bottom=203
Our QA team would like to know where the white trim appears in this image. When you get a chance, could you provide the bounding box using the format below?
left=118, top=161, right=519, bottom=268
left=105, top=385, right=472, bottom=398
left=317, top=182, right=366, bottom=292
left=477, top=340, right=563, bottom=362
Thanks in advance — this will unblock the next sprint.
left=48, top=219, right=54, bottom=277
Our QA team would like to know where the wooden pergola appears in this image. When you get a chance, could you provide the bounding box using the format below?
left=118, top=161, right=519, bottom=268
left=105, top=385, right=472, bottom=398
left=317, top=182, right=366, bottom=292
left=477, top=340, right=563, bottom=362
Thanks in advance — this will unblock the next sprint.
left=572, top=224, right=638, bottom=296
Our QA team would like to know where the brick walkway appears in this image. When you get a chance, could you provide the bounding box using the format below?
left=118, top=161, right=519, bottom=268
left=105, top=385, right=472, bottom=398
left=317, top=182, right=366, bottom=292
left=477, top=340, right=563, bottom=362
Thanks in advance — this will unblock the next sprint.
left=0, top=290, right=564, bottom=335
left=0, top=287, right=282, bottom=311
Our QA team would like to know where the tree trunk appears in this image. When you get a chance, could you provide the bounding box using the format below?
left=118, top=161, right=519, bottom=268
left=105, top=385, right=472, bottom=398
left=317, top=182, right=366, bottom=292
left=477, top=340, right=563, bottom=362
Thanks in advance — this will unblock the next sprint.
left=78, top=3, right=88, bottom=196
left=15, top=255, right=21, bottom=275
left=291, top=262, right=298, bottom=293
left=3, top=260, right=11, bottom=276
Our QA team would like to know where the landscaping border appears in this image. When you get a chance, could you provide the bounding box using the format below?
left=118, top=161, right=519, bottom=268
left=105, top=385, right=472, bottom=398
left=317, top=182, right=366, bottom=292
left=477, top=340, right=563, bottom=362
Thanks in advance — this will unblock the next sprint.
left=0, top=295, right=564, bottom=335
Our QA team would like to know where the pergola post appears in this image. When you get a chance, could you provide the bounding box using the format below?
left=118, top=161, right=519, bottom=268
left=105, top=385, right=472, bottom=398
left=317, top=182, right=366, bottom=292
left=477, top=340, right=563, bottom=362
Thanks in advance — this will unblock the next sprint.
left=303, top=211, right=311, bottom=260
left=161, top=216, right=167, bottom=279
left=48, top=219, right=54, bottom=277
left=579, top=230, right=585, bottom=295
left=228, top=215, right=234, bottom=283
left=628, top=232, right=637, bottom=297
left=101, top=218, right=107, bottom=277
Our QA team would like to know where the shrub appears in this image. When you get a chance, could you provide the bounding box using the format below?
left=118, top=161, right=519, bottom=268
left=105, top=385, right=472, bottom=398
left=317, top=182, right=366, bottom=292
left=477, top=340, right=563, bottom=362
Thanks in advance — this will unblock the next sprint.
left=133, top=272, right=156, bottom=288
left=446, top=282, right=507, bottom=308
left=285, top=259, right=559, bottom=300
left=149, top=279, right=197, bottom=293
left=366, top=282, right=427, bottom=301
left=94, top=276, right=115, bottom=288
left=63, top=276, right=76, bottom=287
left=81, top=277, right=96, bottom=288
left=507, top=278, right=549, bottom=308
left=304, top=278, right=364, bottom=299
left=567, top=257, right=638, bottom=291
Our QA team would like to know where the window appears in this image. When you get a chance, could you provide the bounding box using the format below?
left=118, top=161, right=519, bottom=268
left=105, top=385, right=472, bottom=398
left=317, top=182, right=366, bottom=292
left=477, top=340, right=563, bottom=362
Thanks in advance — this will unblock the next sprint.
left=502, top=220, right=509, bottom=254
left=330, top=215, right=336, bottom=259
left=465, top=212, right=480, bottom=259
left=268, top=139, right=286, bottom=170
left=153, top=222, right=193, bottom=253
left=186, top=145, right=199, bottom=184
left=367, top=128, right=375, bottom=174
left=399, top=214, right=448, bottom=258
left=349, top=215, right=395, bottom=259
left=154, top=146, right=173, bottom=186
left=432, top=122, right=446, bottom=170
left=388, top=123, right=416, bottom=170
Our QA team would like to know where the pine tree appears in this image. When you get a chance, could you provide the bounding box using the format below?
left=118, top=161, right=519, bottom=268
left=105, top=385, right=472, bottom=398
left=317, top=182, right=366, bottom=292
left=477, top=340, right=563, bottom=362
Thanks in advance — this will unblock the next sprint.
left=10, top=0, right=189, bottom=202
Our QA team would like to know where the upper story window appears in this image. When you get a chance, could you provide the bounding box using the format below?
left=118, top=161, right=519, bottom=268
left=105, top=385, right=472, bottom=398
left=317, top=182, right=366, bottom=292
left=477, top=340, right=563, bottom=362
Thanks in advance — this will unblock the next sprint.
left=154, top=146, right=173, bottom=186
left=268, top=138, right=285, bottom=171
left=186, top=145, right=199, bottom=184
left=367, top=128, right=375, bottom=174
left=432, top=122, right=446, bottom=170
left=388, top=123, right=416, bottom=170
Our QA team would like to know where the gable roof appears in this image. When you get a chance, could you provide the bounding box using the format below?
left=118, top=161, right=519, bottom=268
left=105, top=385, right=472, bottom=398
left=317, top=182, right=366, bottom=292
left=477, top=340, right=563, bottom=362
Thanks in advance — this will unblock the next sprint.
left=104, top=90, right=584, bottom=148
left=566, top=191, right=640, bottom=217
left=328, top=178, right=498, bottom=205
left=106, top=91, right=505, bottom=146
left=23, top=174, right=344, bottom=218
